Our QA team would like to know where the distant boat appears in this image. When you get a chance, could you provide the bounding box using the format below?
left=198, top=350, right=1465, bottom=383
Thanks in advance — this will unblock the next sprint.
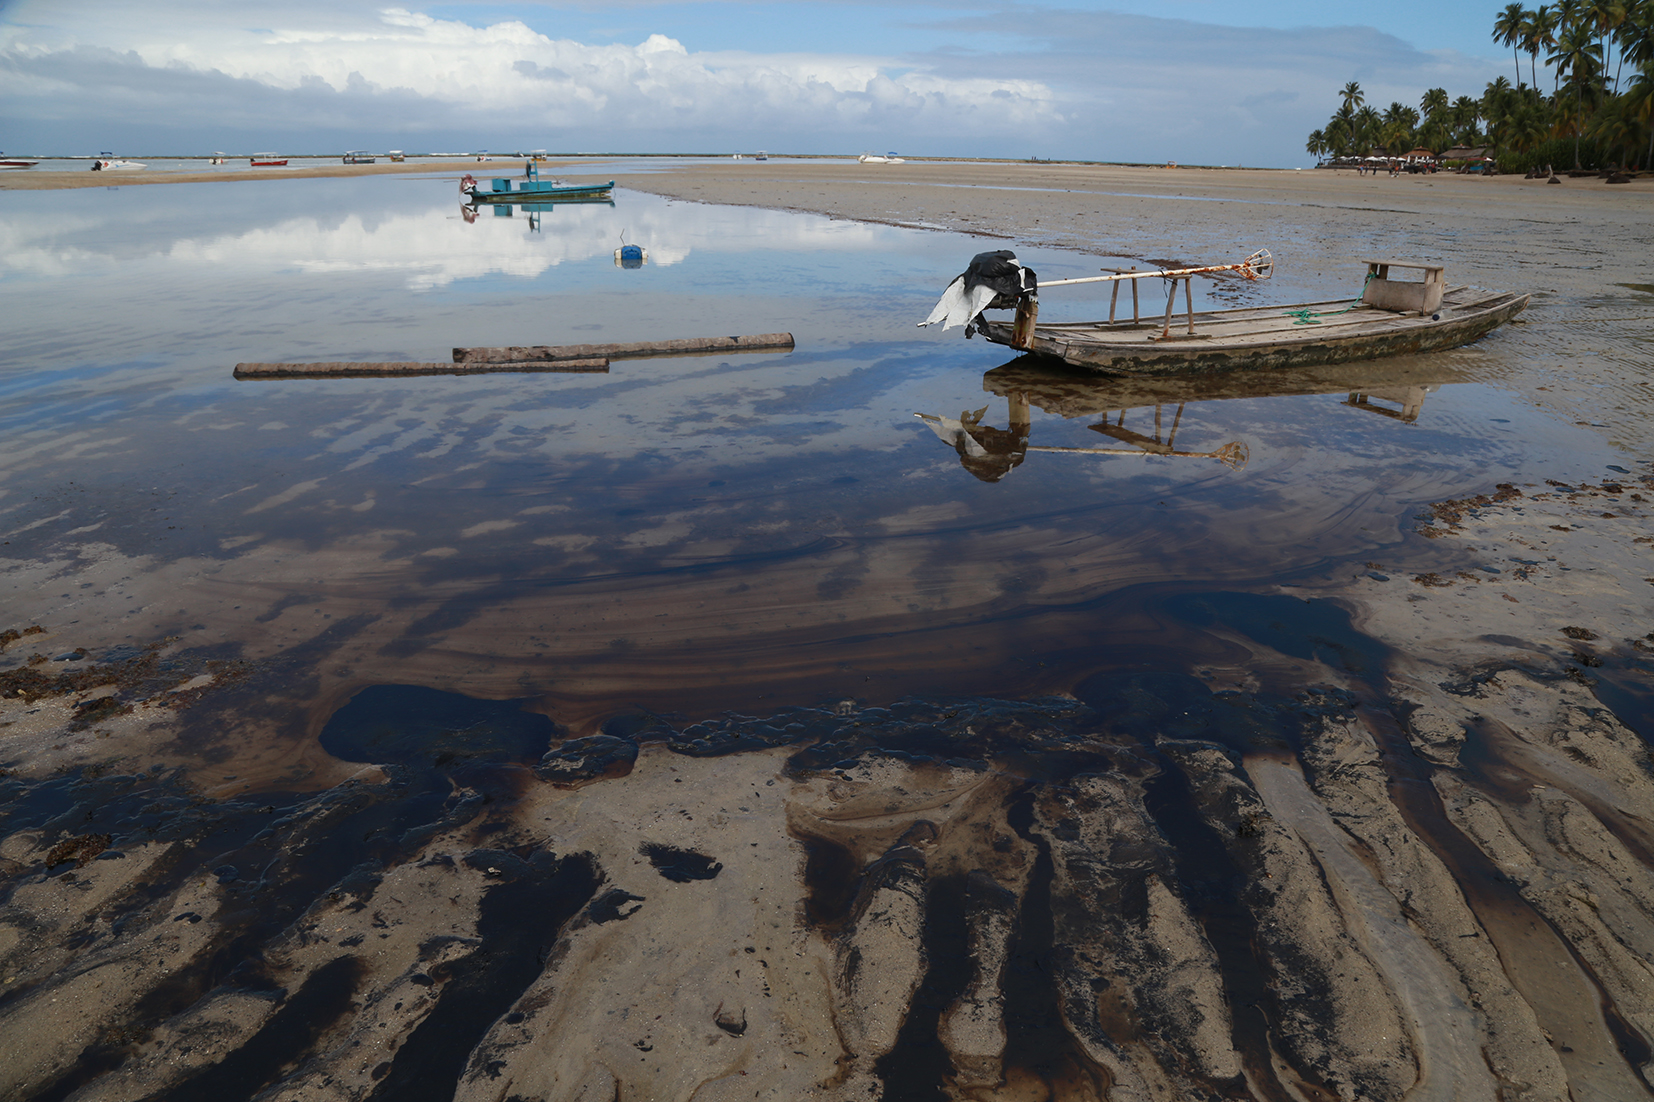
left=755, top=150, right=768, bottom=161
left=460, top=166, right=613, bottom=204
left=0, top=154, right=38, bottom=169
left=388, top=150, right=406, bottom=162
left=209, top=152, right=228, bottom=165
left=90, top=158, right=145, bottom=171
left=858, top=152, right=905, bottom=163
left=250, top=153, right=287, bottom=166
left=343, top=150, right=377, bottom=164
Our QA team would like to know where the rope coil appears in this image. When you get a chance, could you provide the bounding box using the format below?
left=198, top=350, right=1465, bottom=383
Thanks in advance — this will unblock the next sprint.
left=1288, top=272, right=1376, bottom=325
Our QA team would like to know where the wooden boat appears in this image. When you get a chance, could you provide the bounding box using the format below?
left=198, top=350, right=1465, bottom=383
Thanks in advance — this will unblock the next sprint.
left=977, top=260, right=1528, bottom=377
left=388, top=150, right=406, bottom=162
left=460, top=168, right=614, bottom=204
left=342, top=150, right=376, bottom=164
left=250, top=153, right=287, bottom=166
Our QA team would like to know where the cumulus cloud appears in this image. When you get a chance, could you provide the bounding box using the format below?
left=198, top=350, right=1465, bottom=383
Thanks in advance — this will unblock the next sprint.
left=0, top=1, right=1062, bottom=153
left=0, top=0, right=1504, bottom=164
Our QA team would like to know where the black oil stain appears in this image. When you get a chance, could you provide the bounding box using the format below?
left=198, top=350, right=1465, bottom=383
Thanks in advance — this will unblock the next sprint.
left=639, top=843, right=722, bottom=883
left=797, top=832, right=860, bottom=930
left=320, top=684, right=556, bottom=767
left=363, top=851, right=601, bottom=1102
left=872, top=872, right=969, bottom=1101
left=142, top=955, right=367, bottom=1102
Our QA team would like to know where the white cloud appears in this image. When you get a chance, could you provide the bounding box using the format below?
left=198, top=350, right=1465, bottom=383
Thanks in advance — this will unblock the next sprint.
left=0, top=1, right=1505, bottom=164
left=0, top=2, right=1062, bottom=152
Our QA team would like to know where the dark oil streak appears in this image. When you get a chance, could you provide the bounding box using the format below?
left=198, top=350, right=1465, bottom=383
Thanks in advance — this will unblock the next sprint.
left=796, top=832, right=861, bottom=931
left=139, top=955, right=367, bottom=1102
left=998, top=788, right=1097, bottom=1088
left=872, top=873, right=969, bottom=1101
left=1377, top=709, right=1654, bottom=1089
left=1142, top=766, right=1295, bottom=1102
left=22, top=771, right=460, bottom=1099
left=363, top=852, right=601, bottom=1102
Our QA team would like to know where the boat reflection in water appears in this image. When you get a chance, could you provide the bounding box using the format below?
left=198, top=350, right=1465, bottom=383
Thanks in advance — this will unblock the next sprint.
left=917, top=356, right=1450, bottom=482
left=460, top=193, right=617, bottom=230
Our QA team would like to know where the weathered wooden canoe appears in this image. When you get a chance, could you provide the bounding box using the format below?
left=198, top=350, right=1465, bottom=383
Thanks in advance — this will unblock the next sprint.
left=978, top=285, right=1528, bottom=376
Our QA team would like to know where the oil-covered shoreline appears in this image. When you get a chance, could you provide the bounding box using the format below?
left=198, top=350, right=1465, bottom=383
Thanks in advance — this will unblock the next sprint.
left=2, top=163, right=1653, bottom=1100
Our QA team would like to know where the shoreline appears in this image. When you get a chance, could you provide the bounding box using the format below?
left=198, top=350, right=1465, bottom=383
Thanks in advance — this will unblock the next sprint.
left=6, top=155, right=1651, bottom=195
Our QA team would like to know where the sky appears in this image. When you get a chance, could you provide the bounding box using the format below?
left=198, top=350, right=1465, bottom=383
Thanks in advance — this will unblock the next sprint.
left=0, top=0, right=1521, bottom=167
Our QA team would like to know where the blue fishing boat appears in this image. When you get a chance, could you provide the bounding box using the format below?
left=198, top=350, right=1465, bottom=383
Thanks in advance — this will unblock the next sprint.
left=460, top=163, right=614, bottom=204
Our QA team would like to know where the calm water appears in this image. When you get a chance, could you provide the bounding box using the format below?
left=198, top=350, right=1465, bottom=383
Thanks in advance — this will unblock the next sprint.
left=0, top=176, right=1630, bottom=731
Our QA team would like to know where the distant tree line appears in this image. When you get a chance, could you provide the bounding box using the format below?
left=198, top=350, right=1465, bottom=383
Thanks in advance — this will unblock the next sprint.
left=1305, top=0, right=1653, bottom=171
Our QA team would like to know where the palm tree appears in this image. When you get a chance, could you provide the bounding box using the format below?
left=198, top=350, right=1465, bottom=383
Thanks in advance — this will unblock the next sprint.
left=1381, top=103, right=1415, bottom=154
left=1509, top=99, right=1553, bottom=152
left=1552, top=0, right=1585, bottom=90
left=1588, top=95, right=1635, bottom=164
left=1340, top=81, right=1366, bottom=112
left=1483, top=77, right=1517, bottom=148
left=1355, top=105, right=1383, bottom=154
left=1625, top=59, right=1654, bottom=167
left=1549, top=18, right=1606, bottom=164
left=1622, top=0, right=1654, bottom=71
left=1307, top=129, right=1329, bottom=162
left=1526, top=6, right=1559, bottom=88
left=1452, top=95, right=1484, bottom=142
left=1591, top=0, right=1627, bottom=92
left=1325, top=117, right=1353, bottom=158
left=1421, top=87, right=1451, bottom=122
left=1496, top=3, right=1532, bottom=85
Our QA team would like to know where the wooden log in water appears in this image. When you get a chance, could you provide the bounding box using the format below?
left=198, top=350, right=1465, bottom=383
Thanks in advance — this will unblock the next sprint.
left=234, top=359, right=609, bottom=379
left=452, top=333, right=795, bottom=364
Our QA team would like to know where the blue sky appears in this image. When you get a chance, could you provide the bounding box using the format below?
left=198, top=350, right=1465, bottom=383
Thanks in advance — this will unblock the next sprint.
left=0, top=0, right=1517, bottom=166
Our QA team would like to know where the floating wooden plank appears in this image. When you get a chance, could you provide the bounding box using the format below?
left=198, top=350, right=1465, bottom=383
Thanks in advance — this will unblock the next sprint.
left=234, top=358, right=609, bottom=379
left=453, top=333, right=795, bottom=364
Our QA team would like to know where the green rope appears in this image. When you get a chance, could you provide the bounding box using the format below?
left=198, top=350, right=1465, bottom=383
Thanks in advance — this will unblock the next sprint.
left=1288, top=272, right=1376, bottom=325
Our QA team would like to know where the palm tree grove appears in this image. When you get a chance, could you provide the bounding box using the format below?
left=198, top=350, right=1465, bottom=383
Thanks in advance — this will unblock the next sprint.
left=1305, top=0, right=1653, bottom=172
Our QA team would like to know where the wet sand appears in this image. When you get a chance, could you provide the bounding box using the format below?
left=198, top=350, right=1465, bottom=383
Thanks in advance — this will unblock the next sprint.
left=2, top=161, right=1653, bottom=1100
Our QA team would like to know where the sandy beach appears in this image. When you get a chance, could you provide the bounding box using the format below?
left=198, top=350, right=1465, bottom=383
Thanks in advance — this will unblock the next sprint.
left=2, top=159, right=1653, bottom=1100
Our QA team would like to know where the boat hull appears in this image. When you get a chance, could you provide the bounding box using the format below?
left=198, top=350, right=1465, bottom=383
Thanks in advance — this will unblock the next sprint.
left=465, top=180, right=615, bottom=203
left=978, top=287, right=1528, bottom=376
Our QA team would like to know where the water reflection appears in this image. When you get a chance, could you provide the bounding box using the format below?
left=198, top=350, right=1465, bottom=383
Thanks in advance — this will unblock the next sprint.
left=462, top=194, right=620, bottom=232
left=917, top=357, right=1455, bottom=482
left=0, top=178, right=1626, bottom=737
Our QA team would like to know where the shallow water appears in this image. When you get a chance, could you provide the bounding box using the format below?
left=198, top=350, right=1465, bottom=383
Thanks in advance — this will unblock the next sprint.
left=0, top=177, right=1633, bottom=728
